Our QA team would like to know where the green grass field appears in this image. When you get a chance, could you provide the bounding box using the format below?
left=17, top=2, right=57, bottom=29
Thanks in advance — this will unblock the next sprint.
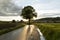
left=34, top=23, right=60, bottom=40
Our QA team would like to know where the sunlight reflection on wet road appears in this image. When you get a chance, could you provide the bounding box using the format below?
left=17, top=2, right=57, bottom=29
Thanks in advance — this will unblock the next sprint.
left=0, top=25, right=45, bottom=40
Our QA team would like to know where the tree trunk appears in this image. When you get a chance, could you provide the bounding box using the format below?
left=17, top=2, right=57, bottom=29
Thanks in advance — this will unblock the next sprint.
left=29, top=18, right=30, bottom=27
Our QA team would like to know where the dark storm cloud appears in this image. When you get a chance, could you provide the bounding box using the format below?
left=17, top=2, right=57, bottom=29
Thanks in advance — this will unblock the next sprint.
left=0, top=12, right=7, bottom=16
left=0, top=0, right=22, bottom=16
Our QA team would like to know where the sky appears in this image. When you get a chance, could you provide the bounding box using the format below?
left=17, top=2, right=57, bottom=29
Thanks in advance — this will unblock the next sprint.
left=0, top=0, right=60, bottom=21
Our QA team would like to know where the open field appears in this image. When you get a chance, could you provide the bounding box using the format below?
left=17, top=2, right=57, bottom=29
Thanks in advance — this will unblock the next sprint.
left=34, top=23, right=60, bottom=40
left=0, top=21, right=26, bottom=35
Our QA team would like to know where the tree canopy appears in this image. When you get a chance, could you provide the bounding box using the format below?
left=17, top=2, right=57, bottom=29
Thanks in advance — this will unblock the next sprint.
left=21, top=6, right=37, bottom=20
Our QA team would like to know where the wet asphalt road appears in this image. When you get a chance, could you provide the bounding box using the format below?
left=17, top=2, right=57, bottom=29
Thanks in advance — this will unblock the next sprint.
left=0, top=25, right=44, bottom=40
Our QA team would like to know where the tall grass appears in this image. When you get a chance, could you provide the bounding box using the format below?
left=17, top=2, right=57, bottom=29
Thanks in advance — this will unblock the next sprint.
left=34, top=23, right=60, bottom=40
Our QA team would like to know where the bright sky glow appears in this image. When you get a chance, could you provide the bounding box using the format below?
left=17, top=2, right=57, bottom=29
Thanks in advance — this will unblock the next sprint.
left=0, top=16, right=22, bottom=21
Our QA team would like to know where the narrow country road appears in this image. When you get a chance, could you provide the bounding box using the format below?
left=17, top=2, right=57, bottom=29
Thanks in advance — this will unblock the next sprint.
left=0, top=25, right=45, bottom=40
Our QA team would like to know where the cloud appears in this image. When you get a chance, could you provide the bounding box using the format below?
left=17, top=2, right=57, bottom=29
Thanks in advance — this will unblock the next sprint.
left=0, top=0, right=22, bottom=16
left=0, top=0, right=60, bottom=17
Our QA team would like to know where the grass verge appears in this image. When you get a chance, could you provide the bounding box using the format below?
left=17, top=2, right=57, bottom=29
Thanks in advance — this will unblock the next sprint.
left=0, top=22, right=26, bottom=35
left=34, top=23, right=60, bottom=40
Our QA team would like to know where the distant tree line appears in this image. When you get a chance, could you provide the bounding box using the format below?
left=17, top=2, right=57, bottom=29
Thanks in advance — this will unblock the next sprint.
left=35, top=17, right=60, bottom=23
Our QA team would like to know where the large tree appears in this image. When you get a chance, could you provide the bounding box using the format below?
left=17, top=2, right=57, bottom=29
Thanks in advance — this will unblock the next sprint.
left=21, top=6, right=37, bottom=26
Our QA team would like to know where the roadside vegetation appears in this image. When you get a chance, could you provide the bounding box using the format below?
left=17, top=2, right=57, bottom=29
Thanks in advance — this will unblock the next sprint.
left=34, top=23, right=60, bottom=40
left=0, top=21, right=26, bottom=35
